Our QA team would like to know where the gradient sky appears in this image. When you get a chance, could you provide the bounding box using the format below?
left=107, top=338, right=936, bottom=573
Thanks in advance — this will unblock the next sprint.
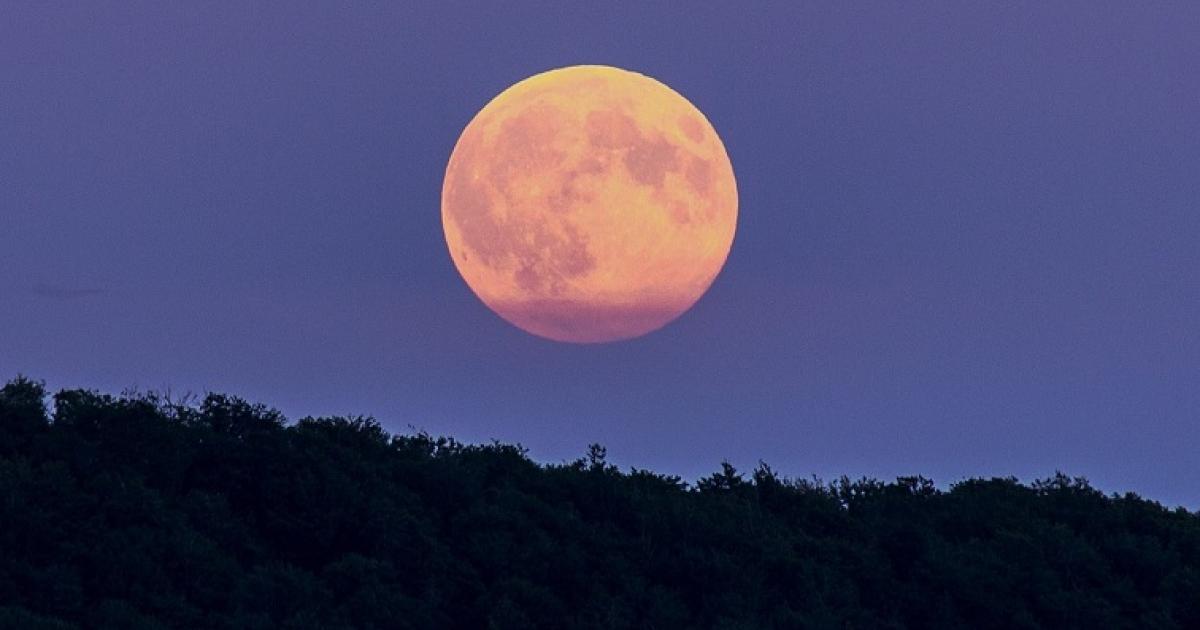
left=3, top=3, right=1198, bottom=506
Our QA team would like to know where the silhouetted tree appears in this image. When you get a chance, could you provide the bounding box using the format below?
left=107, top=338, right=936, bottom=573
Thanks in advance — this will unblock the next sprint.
left=0, top=376, right=48, bottom=455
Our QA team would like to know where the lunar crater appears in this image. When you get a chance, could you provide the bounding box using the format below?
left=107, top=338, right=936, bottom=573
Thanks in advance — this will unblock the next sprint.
left=678, top=115, right=705, bottom=143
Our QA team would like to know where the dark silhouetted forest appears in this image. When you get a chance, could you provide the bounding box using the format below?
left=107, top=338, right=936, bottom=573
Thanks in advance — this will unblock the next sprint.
left=1, top=376, right=1198, bottom=629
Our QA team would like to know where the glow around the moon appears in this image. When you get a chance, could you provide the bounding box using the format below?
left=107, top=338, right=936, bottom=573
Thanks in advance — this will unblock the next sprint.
left=442, top=65, right=737, bottom=343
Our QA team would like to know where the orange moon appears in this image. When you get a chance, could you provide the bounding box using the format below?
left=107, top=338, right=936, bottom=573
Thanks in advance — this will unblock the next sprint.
left=441, top=65, right=737, bottom=343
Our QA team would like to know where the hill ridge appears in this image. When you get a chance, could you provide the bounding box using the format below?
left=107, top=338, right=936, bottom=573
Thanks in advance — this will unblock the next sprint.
left=2, top=377, right=1197, bottom=628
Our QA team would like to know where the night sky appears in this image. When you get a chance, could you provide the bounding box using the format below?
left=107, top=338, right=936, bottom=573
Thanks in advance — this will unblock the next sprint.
left=3, top=3, right=1198, bottom=506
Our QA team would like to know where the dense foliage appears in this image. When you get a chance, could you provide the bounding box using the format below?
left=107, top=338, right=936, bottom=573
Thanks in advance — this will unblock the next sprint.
left=0, top=377, right=1197, bottom=629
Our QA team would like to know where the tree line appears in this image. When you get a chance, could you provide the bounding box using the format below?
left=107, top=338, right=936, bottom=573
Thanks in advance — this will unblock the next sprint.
left=1, top=376, right=1197, bottom=628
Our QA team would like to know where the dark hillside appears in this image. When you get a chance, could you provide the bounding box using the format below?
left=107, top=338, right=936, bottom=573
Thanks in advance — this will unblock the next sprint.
left=1, top=377, right=1197, bottom=629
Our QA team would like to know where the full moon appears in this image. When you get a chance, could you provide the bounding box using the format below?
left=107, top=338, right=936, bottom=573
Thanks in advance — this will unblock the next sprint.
left=441, top=65, right=737, bottom=343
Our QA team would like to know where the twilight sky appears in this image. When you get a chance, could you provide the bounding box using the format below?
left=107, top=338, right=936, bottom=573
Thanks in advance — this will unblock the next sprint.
left=3, top=3, right=1198, bottom=506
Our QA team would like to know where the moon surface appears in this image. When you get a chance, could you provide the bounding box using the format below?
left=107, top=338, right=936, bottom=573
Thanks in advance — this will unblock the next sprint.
left=442, top=65, right=737, bottom=343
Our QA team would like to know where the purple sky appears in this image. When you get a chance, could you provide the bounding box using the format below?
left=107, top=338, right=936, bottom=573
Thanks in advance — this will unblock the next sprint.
left=3, top=3, right=1198, bottom=506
